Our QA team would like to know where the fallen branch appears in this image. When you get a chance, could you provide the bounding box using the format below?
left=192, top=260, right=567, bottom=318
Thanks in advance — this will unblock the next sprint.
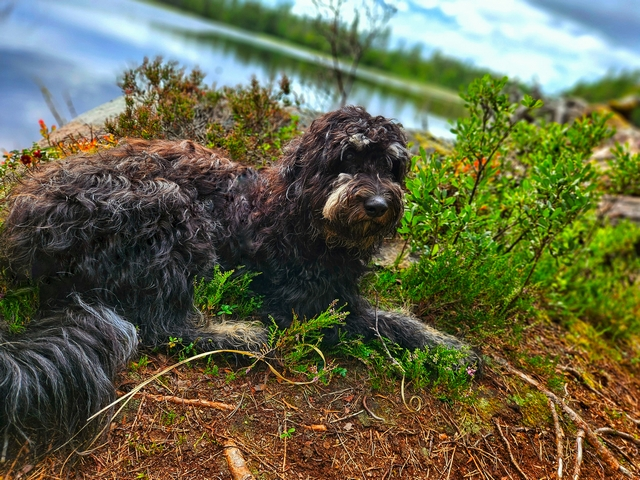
left=595, top=428, right=640, bottom=446
left=224, top=440, right=256, bottom=480
left=549, top=397, right=565, bottom=479
left=493, top=418, right=528, bottom=480
left=572, top=429, right=585, bottom=480
left=495, top=357, right=633, bottom=478
left=141, top=392, right=235, bottom=411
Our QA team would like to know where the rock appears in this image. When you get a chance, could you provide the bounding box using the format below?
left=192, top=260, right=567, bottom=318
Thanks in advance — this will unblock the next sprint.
left=38, top=96, right=127, bottom=147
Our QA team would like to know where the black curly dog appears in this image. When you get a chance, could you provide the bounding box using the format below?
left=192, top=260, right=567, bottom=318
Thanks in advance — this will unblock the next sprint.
left=0, top=106, right=478, bottom=459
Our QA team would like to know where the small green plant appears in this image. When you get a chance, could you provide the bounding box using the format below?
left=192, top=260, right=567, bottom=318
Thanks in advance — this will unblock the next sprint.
left=194, top=265, right=263, bottom=319
left=129, top=354, right=150, bottom=373
left=606, top=144, right=640, bottom=195
left=204, top=359, right=220, bottom=376
left=161, top=410, right=183, bottom=426
left=0, top=287, right=38, bottom=334
left=167, top=336, right=197, bottom=362
left=279, top=427, right=295, bottom=440
left=269, top=302, right=348, bottom=383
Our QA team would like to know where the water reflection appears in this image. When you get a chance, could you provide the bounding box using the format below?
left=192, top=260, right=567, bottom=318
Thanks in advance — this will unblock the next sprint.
left=0, top=0, right=460, bottom=150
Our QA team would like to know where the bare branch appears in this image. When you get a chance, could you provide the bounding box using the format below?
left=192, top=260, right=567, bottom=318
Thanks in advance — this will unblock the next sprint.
left=312, top=0, right=396, bottom=105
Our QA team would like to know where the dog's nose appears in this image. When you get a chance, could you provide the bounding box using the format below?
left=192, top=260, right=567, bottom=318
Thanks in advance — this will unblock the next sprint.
left=363, top=195, right=389, bottom=218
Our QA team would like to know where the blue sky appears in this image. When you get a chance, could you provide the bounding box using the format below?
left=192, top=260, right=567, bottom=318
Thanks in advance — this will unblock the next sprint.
left=291, top=0, right=640, bottom=93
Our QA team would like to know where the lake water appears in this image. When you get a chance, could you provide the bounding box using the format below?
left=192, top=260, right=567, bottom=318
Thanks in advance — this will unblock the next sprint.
left=0, top=0, right=462, bottom=151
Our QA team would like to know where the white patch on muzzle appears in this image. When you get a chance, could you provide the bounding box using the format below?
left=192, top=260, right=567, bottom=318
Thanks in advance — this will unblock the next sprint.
left=323, top=174, right=353, bottom=221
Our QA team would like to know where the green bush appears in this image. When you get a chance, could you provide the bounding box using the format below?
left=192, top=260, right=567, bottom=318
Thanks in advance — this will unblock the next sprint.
left=536, top=219, right=640, bottom=339
left=104, top=57, right=300, bottom=166
left=398, top=75, right=613, bottom=338
left=606, top=144, right=640, bottom=196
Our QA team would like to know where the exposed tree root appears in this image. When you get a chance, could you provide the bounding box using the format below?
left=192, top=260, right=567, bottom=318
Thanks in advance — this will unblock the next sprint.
left=571, top=429, right=584, bottom=480
left=549, top=397, right=565, bottom=479
left=494, top=356, right=634, bottom=478
left=596, top=428, right=640, bottom=446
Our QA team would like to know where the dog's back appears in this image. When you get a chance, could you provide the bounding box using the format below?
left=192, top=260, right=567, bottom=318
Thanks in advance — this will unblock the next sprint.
left=0, top=139, right=266, bottom=458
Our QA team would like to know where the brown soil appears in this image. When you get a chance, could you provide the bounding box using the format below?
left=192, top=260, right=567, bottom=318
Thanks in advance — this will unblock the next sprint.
left=2, top=321, right=639, bottom=480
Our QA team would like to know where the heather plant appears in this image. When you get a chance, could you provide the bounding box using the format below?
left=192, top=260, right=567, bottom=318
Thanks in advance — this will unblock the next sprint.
left=104, top=57, right=210, bottom=140
left=206, top=76, right=301, bottom=164
left=105, top=57, right=300, bottom=165
left=267, top=303, right=348, bottom=384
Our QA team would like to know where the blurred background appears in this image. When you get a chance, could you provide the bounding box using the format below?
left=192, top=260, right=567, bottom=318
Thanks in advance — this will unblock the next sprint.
left=1, top=0, right=640, bottom=151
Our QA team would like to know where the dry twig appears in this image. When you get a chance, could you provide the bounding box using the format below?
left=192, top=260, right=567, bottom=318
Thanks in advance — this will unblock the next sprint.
left=224, top=439, right=256, bottom=480
left=493, top=418, right=528, bottom=480
left=141, top=392, right=235, bottom=411
left=495, top=357, right=633, bottom=478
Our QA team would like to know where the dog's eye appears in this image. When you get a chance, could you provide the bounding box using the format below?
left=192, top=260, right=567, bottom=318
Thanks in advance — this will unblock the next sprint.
left=344, top=151, right=355, bottom=161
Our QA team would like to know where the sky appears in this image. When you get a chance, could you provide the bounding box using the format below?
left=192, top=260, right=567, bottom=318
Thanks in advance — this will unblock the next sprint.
left=2, top=0, right=640, bottom=150
left=292, top=0, right=640, bottom=93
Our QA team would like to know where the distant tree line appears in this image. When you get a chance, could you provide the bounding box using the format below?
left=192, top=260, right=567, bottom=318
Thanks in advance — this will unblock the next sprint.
left=154, top=0, right=498, bottom=92
left=564, top=69, right=640, bottom=103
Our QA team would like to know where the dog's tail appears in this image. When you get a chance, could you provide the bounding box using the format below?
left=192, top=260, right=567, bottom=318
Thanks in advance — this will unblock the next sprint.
left=0, top=296, right=138, bottom=460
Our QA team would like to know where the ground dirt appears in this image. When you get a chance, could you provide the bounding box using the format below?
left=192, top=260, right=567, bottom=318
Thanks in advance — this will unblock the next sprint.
left=2, top=320, right=639, bottom=480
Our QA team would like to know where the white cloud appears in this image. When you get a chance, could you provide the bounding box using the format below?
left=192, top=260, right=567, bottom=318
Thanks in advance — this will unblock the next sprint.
left=390, top=0, right=640, bottom=92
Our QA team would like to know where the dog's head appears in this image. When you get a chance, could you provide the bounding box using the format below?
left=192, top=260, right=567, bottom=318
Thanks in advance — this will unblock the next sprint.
left=280, top=106, right=409, bottom=252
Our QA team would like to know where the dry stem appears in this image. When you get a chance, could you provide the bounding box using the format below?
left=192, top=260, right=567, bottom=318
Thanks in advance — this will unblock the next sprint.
left=141, top=392, right=235, bottom=411
left=493, top=418, right=529, bottom=480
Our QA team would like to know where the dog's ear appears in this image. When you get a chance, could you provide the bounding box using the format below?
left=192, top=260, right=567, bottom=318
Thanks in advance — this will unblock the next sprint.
left=389, top=142, right=410, bottom=183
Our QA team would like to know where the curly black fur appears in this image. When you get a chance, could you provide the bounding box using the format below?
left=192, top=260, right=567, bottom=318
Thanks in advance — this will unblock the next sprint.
left=0, top=105, right=478, bottom=461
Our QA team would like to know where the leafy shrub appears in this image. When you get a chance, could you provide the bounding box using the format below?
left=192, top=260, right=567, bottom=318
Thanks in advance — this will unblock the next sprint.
left=536, top=219, right=640, bottom=339
left=105, top=57, right=300, bottom=166
left=605, top=144, right=640, bottom=196
left=206, top=76, right=300, bottom=164
left=398, top=75, right=613, bottom=338
left=104, top=57, right=211, bottom=140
